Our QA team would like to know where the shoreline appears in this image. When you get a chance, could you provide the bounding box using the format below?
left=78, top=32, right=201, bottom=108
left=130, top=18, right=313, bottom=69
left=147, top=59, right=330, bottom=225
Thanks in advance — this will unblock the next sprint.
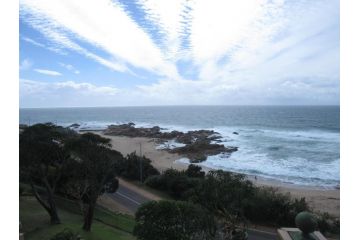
left=94, top=132, right=340, bottom=217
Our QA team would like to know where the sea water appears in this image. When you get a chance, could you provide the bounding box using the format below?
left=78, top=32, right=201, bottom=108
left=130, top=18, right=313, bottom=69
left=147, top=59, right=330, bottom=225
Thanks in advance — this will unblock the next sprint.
left=20, top=106, right=339, bottom=187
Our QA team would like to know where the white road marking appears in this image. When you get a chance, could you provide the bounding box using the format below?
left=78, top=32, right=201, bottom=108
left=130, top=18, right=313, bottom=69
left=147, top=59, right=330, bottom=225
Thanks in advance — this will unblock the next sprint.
left=115, top=192, right=141, bottom=205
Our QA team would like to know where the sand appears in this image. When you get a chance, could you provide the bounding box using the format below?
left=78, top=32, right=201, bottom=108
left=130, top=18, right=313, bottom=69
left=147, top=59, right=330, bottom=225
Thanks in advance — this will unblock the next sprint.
left=96, top=132, right=340, bottom=217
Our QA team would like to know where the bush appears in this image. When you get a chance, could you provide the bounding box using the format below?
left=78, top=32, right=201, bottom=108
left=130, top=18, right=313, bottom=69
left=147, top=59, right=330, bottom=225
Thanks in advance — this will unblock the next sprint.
left=145, top=175, right=167, bottom=191
left=185, top=164, right=205, bottom=178
left=50, top=229, right=81, bottom=240
left=145, top=168, right=200, bottom=199
left=317, top=212, right=340, bottom=235
left=243, top=187, right=309, bottom=226
left=134, top=200, right=216, bottom=240
left=117, top=152, right=160, bottom=181
left=145, top=168, right=316, bottom=230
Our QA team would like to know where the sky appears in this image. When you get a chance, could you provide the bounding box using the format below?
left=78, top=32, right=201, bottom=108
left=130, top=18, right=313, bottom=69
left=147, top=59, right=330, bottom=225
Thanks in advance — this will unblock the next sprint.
left=19, top=0, right=339, bottom=108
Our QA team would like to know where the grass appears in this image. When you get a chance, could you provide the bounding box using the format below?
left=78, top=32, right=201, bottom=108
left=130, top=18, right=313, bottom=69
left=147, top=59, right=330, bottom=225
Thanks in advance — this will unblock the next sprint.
left=20, top=196, right=136, bottom=240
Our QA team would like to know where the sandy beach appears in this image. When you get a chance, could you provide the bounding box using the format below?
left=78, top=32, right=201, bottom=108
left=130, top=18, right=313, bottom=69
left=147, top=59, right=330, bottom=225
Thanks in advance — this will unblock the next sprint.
left=96, top=132, right=340, bottom=217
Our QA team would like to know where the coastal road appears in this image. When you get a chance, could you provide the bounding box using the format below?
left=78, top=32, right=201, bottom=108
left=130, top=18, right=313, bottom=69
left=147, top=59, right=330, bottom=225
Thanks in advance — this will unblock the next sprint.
left=108, top=180, right=278, bottom=240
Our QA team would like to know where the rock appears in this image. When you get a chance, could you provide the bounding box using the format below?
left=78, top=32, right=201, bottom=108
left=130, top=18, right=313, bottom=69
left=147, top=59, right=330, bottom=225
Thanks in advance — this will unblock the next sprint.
left=68, top=123, right=81, bottom=128
left=233, top=132, right=239, bottom=135
left=103, top=123, right=237, bottom=162
left=170, top=140, right=237, bottom=163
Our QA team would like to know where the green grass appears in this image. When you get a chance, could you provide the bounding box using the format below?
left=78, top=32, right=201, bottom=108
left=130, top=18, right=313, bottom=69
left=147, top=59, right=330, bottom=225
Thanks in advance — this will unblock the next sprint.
left=20, top=196, right=136, bottom=240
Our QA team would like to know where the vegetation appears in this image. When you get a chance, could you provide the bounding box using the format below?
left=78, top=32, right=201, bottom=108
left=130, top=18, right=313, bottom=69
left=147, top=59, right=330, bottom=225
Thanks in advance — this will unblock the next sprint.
left=61, top=133, right=121, bottom=231
left=133, top=200, right=216, bottom=240
left=116, top=152, right=160, bottom=182
left=49, top=229, right=81, bottom=240
left=19, top=123, right=339, bottom=238
left=146, top=168, right=307, bottom=226
left=20, top=196, right=135, bottom=240
left=20, top=123, right=75, bottom=224
left=20, top=124, right=125, bottom=232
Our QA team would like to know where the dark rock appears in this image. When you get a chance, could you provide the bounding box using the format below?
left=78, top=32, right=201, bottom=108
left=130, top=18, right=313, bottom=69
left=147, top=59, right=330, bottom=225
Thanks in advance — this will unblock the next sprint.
left=68, top=123, right=81, bottom=128
left=103, top=123, right=237, bottom=163
left=233, top=132, right=239, bottom=135
left=170, top=140, right=237, bottom=163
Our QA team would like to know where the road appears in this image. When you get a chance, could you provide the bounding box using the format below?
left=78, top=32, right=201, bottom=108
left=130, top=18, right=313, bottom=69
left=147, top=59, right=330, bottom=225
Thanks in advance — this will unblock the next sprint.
left=108, top=181, right=278, bottom=240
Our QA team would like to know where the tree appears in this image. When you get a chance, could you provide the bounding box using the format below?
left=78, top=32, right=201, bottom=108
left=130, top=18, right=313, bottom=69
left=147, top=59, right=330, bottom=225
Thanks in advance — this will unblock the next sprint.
left=118, top=152, right=160, bottom=181
left=64, top=133, right=120, bottom=231
left=185, top=164, right=205, bottom=178
left=134, top=200, right=216, bottom=240
left=187, top=170, right=253, bottom=239
left=19, top=123, right=74, bottom=224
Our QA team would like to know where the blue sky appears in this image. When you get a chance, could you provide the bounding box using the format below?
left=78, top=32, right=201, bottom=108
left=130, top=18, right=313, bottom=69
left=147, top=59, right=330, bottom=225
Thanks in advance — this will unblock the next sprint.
left=19, top=0, right=339, bottom=107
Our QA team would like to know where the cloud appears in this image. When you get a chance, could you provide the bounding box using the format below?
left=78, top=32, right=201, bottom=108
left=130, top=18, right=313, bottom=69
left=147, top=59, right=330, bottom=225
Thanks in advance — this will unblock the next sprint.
left=22, top=36, right=68, bottom=55
left=59, top=63, right=80, bottom=74
left=34, top=69, right=62, bottom=76
left=20, top=76, right=339, bottom=108
left=20, top=0, right=339, bottom=106
left=20, top=0, right=180, bottom=78
left=20, top=59, right=33, bottom=70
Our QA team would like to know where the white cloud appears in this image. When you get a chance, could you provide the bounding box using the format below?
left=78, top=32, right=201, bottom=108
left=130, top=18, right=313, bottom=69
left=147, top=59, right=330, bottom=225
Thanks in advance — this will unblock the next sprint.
left=138, top=0, right=190, bottom=60
left=20, top=0, right=339, bottom=106
left=20, top=0, right=180, bottom=79
left=22, top=37, right=45, bottom=47
left=20, top=59, right=32, bottom=70
left=59, top=63, right=80, bottom=74
left=22, top=36, right=67, bottom=55
left=34, top=69, right=62, bottom=76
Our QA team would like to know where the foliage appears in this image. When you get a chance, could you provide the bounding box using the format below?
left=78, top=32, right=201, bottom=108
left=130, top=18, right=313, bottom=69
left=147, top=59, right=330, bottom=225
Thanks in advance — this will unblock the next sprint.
left=133, top=200, right=216, bottom=240
left=145, top=167, right=206, bottom=199
left=50, top=229, right=81, bottom=240
left=20, top=196, right=136, bottom=240
left=317, top=212, right=340, bottom=235
left=146, top=168, right=313, bottom=232
left=117, top=152, right=160, bottom=181
left=64, top=132, right=121, bottom=231
left=185, top=164, right=205, bottom=178
left=243, top=186, right=309, bottom=226
left=19, top=123, right=75, bottom=224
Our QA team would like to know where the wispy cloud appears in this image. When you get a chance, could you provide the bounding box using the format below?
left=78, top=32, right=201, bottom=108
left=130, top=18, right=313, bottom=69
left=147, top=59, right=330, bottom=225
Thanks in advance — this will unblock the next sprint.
left=34, top=69, right=62, bottom=76
left=20, top=0, right=180, bottom=78
left=22, top=36, right=67, bottom=55
left=59, top=63, right=80, bottom=74
left=20, top=59, right=33, bottom=71
left=20, top=0, right=339, bottom=106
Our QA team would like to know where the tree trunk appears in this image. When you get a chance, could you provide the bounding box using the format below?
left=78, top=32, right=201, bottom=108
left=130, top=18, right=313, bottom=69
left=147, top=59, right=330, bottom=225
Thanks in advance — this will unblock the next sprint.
left=30, top=181, right=61, bottom=224
left=47, top=194, right=61, bottom=224
left=82, top=201, right=95, bottom=231
left=44, top=179, right=61, bottom=224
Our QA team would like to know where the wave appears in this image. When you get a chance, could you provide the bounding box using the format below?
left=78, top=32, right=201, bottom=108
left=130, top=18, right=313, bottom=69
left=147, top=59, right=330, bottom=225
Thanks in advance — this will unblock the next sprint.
left=56, top=120, right=339, bottom=187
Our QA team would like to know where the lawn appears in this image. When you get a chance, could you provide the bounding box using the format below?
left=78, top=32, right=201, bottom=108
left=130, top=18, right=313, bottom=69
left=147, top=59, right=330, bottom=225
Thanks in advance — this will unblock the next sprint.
left=20, top=196, right=136, bottom=240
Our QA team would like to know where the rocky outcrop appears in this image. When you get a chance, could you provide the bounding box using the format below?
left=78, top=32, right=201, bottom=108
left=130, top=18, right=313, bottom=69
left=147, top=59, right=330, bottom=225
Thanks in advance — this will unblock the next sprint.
left=103, top=123, right=237, bottom=163
left=68, top=123, right=81, bottom=128
left=170, top=140, right=238, bottom=163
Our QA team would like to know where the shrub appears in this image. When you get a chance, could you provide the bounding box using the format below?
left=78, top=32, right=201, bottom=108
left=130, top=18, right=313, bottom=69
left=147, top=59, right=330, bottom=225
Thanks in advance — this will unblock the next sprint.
left=118, top=152, right=160, bottom=181
left=144, top=175, right=167, bottom=190
left=134, top=200, right=216, bottom=240
left=243, top=187, right=309, bottom=226
left=185, top=164, right=205, bottom=178
left=145, top=168, right=200, bottom=199
left=317, top=212, right=340, bottom=235
left=50, top=229, right=81, bottom=240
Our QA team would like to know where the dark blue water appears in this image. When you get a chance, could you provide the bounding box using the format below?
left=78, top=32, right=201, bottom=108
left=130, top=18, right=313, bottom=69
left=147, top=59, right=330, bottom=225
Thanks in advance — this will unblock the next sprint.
left=20, top=106, right=339, bottom=187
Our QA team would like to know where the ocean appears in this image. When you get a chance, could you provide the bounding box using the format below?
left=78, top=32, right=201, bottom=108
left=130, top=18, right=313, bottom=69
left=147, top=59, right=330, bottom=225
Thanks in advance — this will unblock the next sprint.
left=20, top=106, right=340, bottom=188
